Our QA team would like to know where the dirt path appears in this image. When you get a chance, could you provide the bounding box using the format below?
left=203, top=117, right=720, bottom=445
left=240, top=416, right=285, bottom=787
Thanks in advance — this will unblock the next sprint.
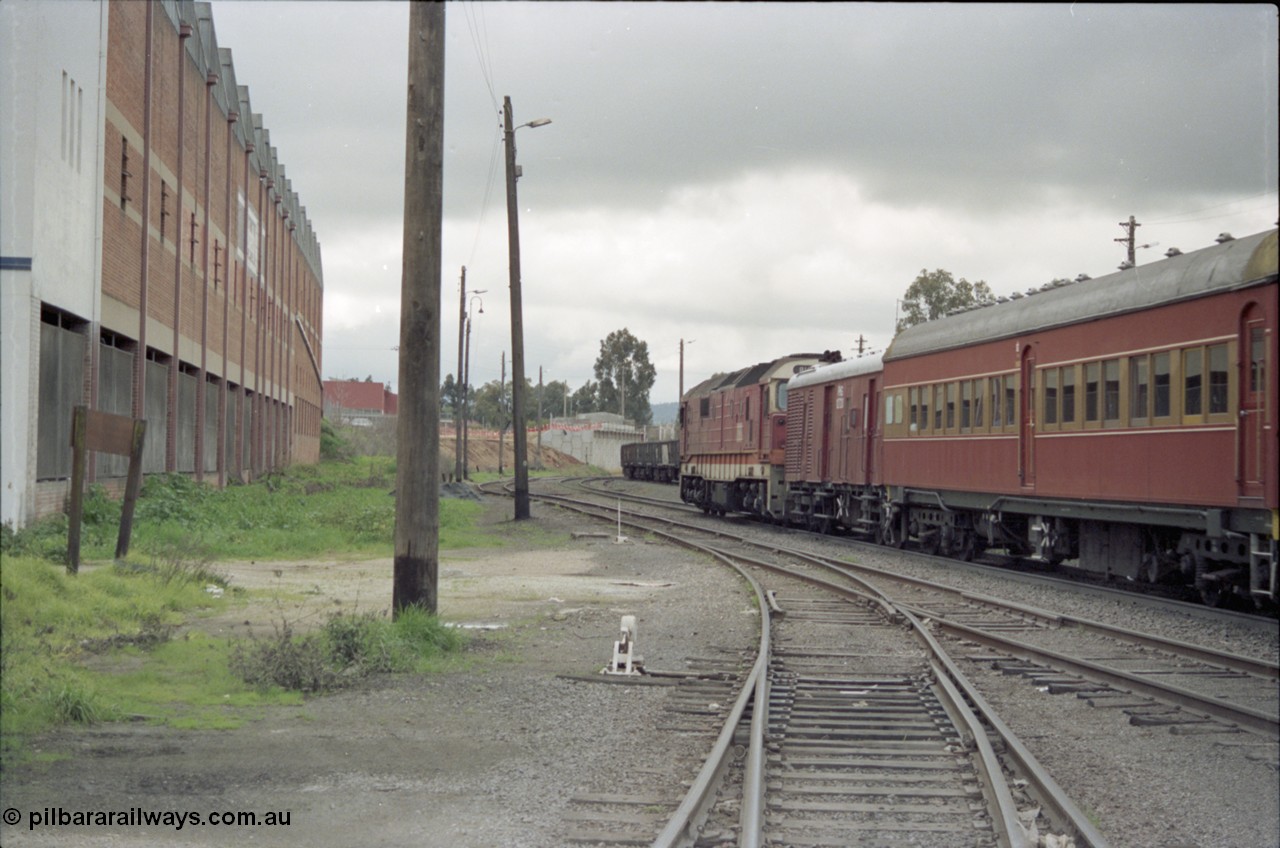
left=0, top=495, right=758, bottom=847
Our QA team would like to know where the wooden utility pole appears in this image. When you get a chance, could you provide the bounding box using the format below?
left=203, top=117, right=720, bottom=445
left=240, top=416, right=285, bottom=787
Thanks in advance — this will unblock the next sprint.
left=504, top=96, right=532, bottom=520
left=393, top=1, right=445, bottom=616
left=1116, top=215, right=1141, bottom=266
left=455, top=266, right=466, bottom=482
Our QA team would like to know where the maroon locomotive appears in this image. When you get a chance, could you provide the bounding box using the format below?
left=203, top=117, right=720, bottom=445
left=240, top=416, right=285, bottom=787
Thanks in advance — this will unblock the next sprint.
left=683, top=228, right=1278, bottom=607
left=679, top=352, right=839, bottom=518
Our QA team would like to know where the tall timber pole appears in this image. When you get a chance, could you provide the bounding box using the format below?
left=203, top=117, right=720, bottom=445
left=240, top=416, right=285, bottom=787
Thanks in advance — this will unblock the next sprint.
left=503, top=97, right=550, bottom=520
left=394, top=1, right=445, bottom=615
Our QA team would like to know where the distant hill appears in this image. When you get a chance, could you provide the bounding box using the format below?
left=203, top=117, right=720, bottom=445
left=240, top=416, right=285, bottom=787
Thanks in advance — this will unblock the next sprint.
left=650, top=401, right=678, bottom=425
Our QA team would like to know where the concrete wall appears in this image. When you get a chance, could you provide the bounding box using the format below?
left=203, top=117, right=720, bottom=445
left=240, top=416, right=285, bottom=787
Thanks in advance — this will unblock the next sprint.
left=539, top=416, right=644, bottom=472
left=1, top=0, right=108, bottom=528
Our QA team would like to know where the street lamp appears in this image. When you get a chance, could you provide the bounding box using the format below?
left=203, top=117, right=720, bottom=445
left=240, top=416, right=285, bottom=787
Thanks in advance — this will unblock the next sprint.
left=503, top=95, right=551, bottom=521
left=462, top=292, right=485, bottom=480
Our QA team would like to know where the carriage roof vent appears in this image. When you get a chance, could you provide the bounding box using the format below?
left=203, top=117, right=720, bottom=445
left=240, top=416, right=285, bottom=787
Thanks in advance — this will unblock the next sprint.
left=1009, top=291, right=1024, bottom=300
left=1165, top=247, right=1182, bottom=257
left=1075, top=273, right=1091, bottom=282
left=1215, top=232, right=1234, bottom=243
left=1118, top=260, right=1134, bottom=270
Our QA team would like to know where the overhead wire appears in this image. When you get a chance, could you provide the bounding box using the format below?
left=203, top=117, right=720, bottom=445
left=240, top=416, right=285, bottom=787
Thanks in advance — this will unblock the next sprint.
left=459, top=1, right=505, bottom=272
left=1144, top=189, right=1280, bottom=225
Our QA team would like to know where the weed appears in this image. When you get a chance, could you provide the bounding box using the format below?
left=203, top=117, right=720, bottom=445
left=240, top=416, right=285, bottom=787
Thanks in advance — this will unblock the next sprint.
left=228, top=620, right=339, bottom=694
left=43, top=682, right=107, bottom=725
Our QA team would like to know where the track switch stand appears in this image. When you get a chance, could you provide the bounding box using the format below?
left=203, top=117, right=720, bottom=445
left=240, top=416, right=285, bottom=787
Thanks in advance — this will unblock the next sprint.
left=603, top=615, right=643, bottom=675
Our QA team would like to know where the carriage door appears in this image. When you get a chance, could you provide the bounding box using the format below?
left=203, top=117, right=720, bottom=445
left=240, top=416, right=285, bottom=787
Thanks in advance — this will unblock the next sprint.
left=820, top=385, right=834, bottom=481
left=1020, top=345, right=1036, bottom=487
left=1239, top=305, right=1267, bottom=498
left=863, top=379, right=878, bottom=483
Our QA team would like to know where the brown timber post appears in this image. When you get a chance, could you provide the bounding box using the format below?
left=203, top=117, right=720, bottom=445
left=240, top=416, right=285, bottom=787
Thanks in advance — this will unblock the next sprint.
left=393, top=0, right=445, bottom=615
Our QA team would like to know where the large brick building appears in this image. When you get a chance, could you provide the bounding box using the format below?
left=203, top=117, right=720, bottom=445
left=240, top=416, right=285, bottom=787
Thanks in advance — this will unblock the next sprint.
left=1, top=0, right=324, bottom=529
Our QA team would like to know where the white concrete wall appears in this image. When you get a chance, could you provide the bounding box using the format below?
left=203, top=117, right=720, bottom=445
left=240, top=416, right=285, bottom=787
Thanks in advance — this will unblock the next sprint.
left=0, top=0, right=108, bottom=528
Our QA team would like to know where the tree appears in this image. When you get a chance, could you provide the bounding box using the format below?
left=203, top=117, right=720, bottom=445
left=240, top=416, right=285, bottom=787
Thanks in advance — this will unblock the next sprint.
left=896, top=269, right=995, bottom=333
left=440, top=373, right=463, bottom=419
left=536, top=379, right=572, bottom=422
left=593, top=328, right=657, bottom=425
left=570, top=380, right=600, bottom=416
left=470, top=379, right=510, bottom=430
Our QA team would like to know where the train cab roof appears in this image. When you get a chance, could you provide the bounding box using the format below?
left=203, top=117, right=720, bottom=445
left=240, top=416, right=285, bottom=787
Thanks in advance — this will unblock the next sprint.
left=884, top=228, right=1278, bottom=361
left=788, top=354, right=884, bottom=390
left=682, top=352, right=839, bottom=400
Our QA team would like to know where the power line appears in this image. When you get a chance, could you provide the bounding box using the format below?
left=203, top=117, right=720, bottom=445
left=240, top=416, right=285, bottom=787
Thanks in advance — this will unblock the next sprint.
left=1144, top=189, right=1279, bottom=225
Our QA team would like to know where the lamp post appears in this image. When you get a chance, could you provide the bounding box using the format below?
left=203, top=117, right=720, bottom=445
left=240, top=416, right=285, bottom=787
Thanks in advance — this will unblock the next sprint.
left=503, top=95, right=551, bottom=521
left=462, top=292, right=485, bottom=480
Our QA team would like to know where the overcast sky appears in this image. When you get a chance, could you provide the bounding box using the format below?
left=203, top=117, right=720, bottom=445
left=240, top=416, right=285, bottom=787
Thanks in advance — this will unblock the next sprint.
left=210, top=1, right=1278, bottom=409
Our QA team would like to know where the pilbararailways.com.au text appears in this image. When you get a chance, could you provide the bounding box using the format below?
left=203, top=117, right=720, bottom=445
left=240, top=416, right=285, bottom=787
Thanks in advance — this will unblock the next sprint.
left=4, top=806, right=292, bottom=831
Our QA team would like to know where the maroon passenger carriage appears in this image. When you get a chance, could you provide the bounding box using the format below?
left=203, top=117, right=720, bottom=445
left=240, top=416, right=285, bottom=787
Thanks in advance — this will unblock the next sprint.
left=874, top=228, right=1278, bottom=606
left=783, top=354, right=886, bottom=536
left=680, top=352, right=838, bottom=518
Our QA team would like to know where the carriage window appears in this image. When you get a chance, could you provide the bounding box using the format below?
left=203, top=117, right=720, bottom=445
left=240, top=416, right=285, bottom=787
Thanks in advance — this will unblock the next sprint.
left=1103, top=359, right=1120, bottom=423
left=700, top=397, right=711, bottom=418
left=909, top=386, right=919, bottom=431
left=776, top=383, right=788, bottom=411
left=960, top=381, right=971, bottom=429
left=919, top=388, right=931, bottom=432
left=1184, top=349, right=1202, bottom=416
left=945, top=383, right=956, bottom=429
left=1208, top=343, right=1228, bottom=414
left=972, top=379, right=985, bottom=428
left=1043, top=368, right=1058, bottom=425
left=1004, top=380, right=1016, bottom=427
left=1085, top=362, right=1100, bottom=422
left=1153, top=352, right=1170, bottom=418
left=991, top=376, right=1003, bottom=427
left=934, top=385, right=944, bottom=430
left=1060, top=367, right=1076, bottom=424
left=1130, top=356, right=1149, bottom=422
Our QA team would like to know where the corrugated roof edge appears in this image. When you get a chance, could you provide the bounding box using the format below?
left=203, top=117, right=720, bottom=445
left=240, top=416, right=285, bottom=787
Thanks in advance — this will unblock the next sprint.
left=884, top=228, right=1278, bottom=362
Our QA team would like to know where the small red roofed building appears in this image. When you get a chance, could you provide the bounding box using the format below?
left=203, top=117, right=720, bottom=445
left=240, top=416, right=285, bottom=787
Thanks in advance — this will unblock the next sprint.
left=323, top=379, right=398, bottom=427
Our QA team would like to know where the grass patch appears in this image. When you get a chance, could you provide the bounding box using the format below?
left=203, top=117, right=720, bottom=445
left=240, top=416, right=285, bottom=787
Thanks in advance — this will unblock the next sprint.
left=1, top=458, right=495, bottom=565
left=0, top=554, right=231, bottom=761
left=0, top=456, right=504, bottom=767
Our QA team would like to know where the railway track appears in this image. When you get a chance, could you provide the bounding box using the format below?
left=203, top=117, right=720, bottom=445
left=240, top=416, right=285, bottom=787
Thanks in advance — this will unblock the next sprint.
left=503, top=480, right=1104, bottom=846
left=551, top=479, right=1279, bottom=741
left=482, top=477, right=1277, bottom=842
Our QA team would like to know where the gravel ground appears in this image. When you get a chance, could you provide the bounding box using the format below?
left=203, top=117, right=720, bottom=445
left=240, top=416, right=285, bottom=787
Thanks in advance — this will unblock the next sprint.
left=3, top=486, right=1276, bottom=848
